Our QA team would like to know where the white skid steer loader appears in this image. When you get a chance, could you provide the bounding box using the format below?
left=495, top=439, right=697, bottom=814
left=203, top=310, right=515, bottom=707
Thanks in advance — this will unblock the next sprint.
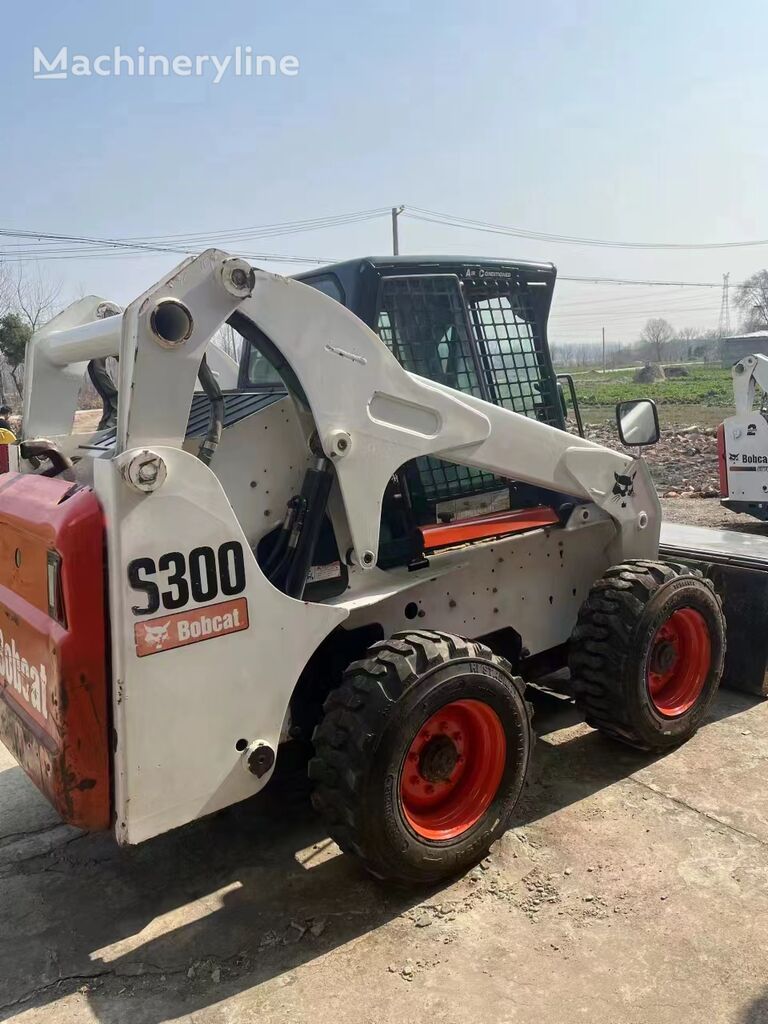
left=0, top=250, right=726, bottom=884
left=718, top=353, right=768, bottom=521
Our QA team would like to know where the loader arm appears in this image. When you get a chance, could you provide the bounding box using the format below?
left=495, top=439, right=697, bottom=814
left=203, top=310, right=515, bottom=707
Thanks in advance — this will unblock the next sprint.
left=236, top=271, right=659, bottom=565
left=732, top=353, right=768, bottom=416
left=21, top=248, right=659, bottom=568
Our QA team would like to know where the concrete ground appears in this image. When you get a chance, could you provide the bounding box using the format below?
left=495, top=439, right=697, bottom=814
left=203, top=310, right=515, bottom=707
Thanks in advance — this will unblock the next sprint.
left=3, top=688, right=768, bottom=1024
left=660, top=496, right=768, bottom=531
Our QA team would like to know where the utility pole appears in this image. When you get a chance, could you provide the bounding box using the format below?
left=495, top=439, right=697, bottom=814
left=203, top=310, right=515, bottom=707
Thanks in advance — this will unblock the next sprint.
left=391, top=206, right=405, bottom=255
left=602, top=326, right=606, bottom=374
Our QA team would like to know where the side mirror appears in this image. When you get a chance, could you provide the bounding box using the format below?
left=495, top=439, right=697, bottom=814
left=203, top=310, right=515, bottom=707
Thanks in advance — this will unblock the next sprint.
left=616, top=399, right=660, bottom=447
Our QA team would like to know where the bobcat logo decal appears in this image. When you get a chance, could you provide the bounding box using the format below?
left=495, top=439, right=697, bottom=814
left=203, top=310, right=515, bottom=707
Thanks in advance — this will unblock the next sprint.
left=729, top=452, right=739, bottom=463
left=612, top=470, right=636, bottom=502
left=142, top=622, right=170, bottom=651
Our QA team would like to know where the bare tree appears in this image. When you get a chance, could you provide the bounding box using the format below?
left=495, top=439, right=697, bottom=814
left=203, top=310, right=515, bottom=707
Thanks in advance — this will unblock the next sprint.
left=735, top=271, right=768, bottom=332
left=0, top=262, right=14, bottom=319
left=640, top=318, right=674, bottom=363
left=675, top=326, right=702, bottom=341
left=14, top=263, right=62, bottom=332
left=0, top=263, right=63, bottom=402
left=212, top=323, right=243, bottom=362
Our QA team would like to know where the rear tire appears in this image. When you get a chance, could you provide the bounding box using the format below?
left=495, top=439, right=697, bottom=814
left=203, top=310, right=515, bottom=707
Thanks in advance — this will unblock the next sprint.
left=569, top=560, right=726, bottom=751
left=309, top=630, right=533, bottom=885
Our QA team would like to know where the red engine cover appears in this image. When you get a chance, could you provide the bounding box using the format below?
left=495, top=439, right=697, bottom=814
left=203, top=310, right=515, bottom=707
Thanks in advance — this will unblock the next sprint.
left=0, top=473, right=110, bottom=830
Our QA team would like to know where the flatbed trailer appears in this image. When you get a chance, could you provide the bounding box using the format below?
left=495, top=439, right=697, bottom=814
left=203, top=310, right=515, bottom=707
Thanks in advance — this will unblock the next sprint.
left=661, top=522, right=768, bottom=697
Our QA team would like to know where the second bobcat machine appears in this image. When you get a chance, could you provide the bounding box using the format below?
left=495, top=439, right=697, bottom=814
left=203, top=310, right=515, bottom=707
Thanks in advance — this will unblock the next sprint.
left=717, top=352, right=768, bottom=521
left=0, top=251, right=730, bottom=883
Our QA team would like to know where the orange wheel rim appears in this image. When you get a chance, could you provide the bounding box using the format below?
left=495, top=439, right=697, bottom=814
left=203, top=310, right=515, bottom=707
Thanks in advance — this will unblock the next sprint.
left=647, top=608, right=711, bottom=718
left=399, top=699, right=506, bottom=841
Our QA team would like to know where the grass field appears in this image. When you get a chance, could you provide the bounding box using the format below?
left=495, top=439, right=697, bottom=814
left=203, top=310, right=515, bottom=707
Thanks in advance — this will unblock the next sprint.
left=566, top=365, right=731, bottom=407
left=578, top=402, right=730, bottom=429
left=559, top=364, right=734, bottom=429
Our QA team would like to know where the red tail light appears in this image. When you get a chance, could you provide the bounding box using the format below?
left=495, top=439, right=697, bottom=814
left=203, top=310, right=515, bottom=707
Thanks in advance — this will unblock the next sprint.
left=717, top=423, right=728, bottom=497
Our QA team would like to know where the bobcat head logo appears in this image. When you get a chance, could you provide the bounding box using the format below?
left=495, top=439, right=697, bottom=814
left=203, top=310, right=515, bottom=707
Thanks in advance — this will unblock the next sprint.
left=612, top=470, right=636, bottom=501
left=729, top=452, right=739, bottom=463
left=143, top=622, right=170, bottom=651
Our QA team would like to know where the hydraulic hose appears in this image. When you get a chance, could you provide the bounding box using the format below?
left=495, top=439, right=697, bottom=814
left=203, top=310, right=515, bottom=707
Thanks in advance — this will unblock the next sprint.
left=283, top=457, right=335, bottom=599
left=269, top=496, right=308, bottom=588
left=197, top=355, right=224, bottom=466
left=263, top=496, right=301, bottom=578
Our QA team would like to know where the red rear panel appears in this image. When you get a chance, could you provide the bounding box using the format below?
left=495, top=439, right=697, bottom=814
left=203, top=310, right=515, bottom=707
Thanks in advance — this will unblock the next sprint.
left=0, top=473, right=110, bottom=830
left=717, top=423, right=729, bottom=497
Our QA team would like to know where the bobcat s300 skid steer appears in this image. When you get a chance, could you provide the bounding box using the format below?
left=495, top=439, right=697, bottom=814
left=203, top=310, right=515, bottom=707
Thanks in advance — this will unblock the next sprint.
left=0, top=250, right=727, bottom=884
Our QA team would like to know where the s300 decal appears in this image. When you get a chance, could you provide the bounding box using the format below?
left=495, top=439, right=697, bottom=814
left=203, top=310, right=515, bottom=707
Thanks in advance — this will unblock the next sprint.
left=128, top=541, right=246, bottom=616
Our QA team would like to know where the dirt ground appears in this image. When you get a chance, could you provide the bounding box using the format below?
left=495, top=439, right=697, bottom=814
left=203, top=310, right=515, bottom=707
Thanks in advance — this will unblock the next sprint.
left=660, top=496, right=768, bottom=531
left=3, top=683, right=768, bottom=1024
left=586, top=421, right=722, bottom=497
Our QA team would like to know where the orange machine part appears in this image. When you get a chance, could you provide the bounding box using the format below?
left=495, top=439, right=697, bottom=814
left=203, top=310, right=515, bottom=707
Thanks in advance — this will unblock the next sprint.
left=0, top=473, right=110, bottom=830
left=420, top=506, right=560, bottom=551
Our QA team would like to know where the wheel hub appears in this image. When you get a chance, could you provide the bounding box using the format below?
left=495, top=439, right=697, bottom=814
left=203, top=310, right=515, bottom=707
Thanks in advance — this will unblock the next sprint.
left=418, top=734, right=459, bottom=783
left=650, top=637, right=678, bottom=674
left=399, top=699, right=506, bottom=841
left=647, top=608, right=712, bottom=718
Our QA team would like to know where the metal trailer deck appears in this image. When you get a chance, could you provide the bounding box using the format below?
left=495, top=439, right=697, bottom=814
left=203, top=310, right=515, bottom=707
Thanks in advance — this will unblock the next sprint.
left=660, top=522, right=768, bottom=697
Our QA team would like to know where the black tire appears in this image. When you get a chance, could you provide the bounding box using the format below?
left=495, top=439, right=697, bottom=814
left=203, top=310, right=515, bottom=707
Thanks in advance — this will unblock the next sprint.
left=569, top=560, right=726, bottom=751
left=309, top=630, right=533, bottom=885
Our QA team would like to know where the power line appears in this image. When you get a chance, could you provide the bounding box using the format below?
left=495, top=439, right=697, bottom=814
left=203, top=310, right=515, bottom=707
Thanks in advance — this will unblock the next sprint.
left=0, top=249, right=333, bottom=265
left=0, top=209, right=388, bottom=252
left=552, top=293, right=723, bottom=316
left=404, top=206, right=768, bottom=251
left=558, top=274, right=721, bottom=287
left=0, top=210, right=748, bottom=298
left=552, top=309, right=720, bottom=327
left=112, top=208, right=391, bottom=245
left=0, top=208, right=389, bottom=262
left=553, top=288, right=721, bottom=310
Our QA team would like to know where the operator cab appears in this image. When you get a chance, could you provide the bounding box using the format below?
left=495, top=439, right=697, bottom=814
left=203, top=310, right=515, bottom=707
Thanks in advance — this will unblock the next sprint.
left=243, top=255, right=564, bottom=428
left=237, top=257, right=575, bottom=574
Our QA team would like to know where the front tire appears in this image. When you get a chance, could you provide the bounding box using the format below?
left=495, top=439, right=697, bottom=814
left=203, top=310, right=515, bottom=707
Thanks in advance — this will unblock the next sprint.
left=309, top=630, right=533, bottom=885
left=569, top=560, right=726, bottom=751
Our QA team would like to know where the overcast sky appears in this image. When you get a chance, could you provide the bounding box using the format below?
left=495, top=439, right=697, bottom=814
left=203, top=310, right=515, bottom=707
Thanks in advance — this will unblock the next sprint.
left=2, top=0, right=768, bottom=344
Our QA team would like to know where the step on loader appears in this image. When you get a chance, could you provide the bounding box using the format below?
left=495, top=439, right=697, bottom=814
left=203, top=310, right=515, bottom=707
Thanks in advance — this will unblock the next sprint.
left=0, top=251, right=728, bottom=884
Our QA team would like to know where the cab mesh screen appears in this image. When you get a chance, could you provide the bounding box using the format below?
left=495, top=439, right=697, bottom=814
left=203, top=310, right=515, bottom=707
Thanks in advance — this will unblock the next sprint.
left=375, top=273, right=556, bottom=512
